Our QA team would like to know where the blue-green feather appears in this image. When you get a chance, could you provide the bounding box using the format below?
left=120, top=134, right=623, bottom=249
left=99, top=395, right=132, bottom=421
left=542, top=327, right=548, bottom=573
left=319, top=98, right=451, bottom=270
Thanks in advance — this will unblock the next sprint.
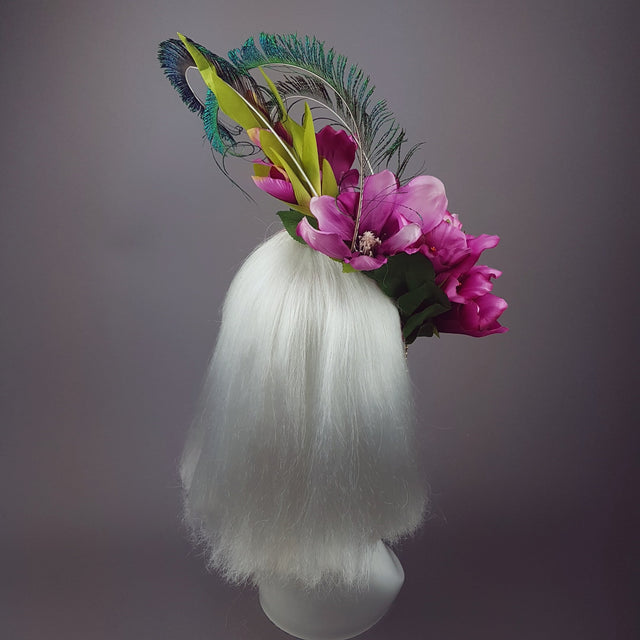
left=227, top=33, right=411, bottom=174
left=203, top=90, right=236, bottom=154
left=158, top=37, right=265, bottom=157
left=159, top=33, right=418, bottom=178
left=158, top=38, right=205, bottom=115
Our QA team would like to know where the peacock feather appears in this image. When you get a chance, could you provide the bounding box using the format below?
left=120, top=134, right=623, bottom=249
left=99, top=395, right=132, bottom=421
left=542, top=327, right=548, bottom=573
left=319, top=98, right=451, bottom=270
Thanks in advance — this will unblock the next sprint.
left=158, top=33, right=419, bottom=179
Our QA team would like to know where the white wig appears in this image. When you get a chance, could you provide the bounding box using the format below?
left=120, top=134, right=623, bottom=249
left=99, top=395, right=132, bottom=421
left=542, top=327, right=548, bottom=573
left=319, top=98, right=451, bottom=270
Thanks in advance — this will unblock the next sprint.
left=181, top=230, right=426, bottom=588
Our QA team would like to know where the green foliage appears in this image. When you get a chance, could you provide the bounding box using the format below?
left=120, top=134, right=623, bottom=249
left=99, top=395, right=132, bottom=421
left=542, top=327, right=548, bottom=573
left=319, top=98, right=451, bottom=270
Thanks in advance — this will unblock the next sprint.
left=277, top=210, right=316, bottom=243
left=363, top=253, right=450, bottom=344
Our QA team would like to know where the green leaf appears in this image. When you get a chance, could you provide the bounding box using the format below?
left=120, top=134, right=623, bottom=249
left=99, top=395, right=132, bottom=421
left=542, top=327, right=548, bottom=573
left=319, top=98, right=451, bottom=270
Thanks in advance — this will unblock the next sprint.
left=418, top=322, right=437, bottom=339
left=277, top=210, right=307, bottom=243
left=405, top=319, right=436, bottom=344
left=301, top=102, right=321, bottom=194
left=362, top=251, right=450, bottom=343
left=256, top=69, right=319, bottom=200
left=285, top=115, right=305, bottom=158
left=402, top=304, right=437, bottom=342
left=402, top=302, right=447, bottom=343
left=321, top=158, right=338, bottom=197
left=253, top=163, right=271, bottom=177
left=261, top=131, right=311, bottom=208
left=259, top=67, right=306, bottom=151
left=362, top=261, right=400, bottom=298
left=259, top=66, right=287, bottom=119
left=396, top=282, right=433, bottom=317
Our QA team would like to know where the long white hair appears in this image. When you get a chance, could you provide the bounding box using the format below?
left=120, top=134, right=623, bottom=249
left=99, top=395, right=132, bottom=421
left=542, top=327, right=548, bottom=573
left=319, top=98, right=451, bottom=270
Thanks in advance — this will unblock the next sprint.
left=181, top=230, right=426, bottom=588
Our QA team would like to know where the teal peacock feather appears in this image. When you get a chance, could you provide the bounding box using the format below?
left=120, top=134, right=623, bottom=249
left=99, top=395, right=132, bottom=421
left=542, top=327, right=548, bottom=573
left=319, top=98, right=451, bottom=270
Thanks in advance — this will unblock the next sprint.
left=158, top=33, right=419, bottom=179
left=159, top=36, right=273, bottom=157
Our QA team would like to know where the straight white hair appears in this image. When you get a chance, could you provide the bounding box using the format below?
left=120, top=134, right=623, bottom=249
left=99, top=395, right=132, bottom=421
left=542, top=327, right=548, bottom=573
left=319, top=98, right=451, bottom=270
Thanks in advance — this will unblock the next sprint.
left=181, top=230, right=426, bottom=588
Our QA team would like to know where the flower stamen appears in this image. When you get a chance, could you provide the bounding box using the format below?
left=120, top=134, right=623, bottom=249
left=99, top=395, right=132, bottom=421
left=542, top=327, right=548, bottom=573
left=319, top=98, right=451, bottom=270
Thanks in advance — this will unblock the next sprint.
left=358, top=231, right=382, bottom=257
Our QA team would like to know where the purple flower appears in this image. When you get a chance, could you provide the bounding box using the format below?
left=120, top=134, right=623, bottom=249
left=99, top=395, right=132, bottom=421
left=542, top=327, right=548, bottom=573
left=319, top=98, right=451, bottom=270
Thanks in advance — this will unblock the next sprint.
left=436, top=234, right=500, bottom=301
left=394, top=175, right=449, bottom=234
left=297, top=170, right=424, bottom=270
left=251, top=125, right=358, bottom=206
left=252, top=162, right=299, bottom=205
left=315, top=126, right=357, bottom=183
left=435, top=292, right=508, bottom=337
left=433, top=234, right=508, bottom=336
left=416, top=211, right=469, bottom=273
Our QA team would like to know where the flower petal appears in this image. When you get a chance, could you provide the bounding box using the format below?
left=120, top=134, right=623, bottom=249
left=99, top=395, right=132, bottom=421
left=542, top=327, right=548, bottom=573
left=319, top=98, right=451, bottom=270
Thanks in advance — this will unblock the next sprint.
left=467, top=234, right=500, bottom=260
left=422, top=217, right=469, bottom=270
left=438, top=274, right=464, bottom=303
left=395, top=175, right=448, bottom=232
left=476, top=293, right=508, bottom=327
left=337, top=190, right=359, bottom=216
left=457, top=295, right=508, bottom=334
left=436, top=232, right=501, bottom=285
left=457, top=265, right=502, bottom=300
left=246, top=127, right=263, bottom=146
left=297, top=217, right=352, bottom=260
left=339, top=169, right=360, bottom=191
left=347, top=254, right=387, bottom=271
left=309, top=196, right=354, bottom=239
left=252, top=175, right=296, bottom=204
left=360, top=170, right=398, bottom=232
left=316, top=126, right=357, bottom=180
left=435, top=295, right=508, bottom=337
left=380, top=222, right=422, bottom=255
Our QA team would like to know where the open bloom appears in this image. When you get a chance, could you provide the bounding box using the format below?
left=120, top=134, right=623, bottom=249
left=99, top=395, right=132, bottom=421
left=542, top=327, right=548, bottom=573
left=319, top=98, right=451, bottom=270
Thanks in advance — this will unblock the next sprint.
left=251, top=125, right=358, bottom=206
left=297, top=170, right=433, bottom=270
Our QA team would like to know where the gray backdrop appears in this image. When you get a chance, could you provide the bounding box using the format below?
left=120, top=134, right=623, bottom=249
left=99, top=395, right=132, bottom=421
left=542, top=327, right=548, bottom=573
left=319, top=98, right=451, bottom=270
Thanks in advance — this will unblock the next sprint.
left=2, top=0, right=637, bottom=638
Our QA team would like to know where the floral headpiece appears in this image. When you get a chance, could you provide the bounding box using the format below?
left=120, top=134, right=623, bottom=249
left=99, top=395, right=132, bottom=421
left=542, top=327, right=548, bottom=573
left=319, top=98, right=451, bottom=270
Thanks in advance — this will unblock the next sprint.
left=158, top=33, right=507, bottom=343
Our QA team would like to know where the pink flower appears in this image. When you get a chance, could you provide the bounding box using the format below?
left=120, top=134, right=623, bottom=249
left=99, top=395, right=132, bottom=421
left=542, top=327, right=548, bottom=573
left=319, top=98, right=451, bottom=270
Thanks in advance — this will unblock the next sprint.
left=394, top=175, right=449, bottom=234
left=315, top=126, right=357, bottom=183
left=436, top=234, right=500, bottom=301
left=297, top=170, right=424, bottom=270
left=252, top=162, right=299, bottom=204
left=416, top=211, right=469, bottom=273
left=251, top=125, right=358, bottom=205
left=433, top=234, right=508, bottom=336
left=435, top=292, right=508, bottom=337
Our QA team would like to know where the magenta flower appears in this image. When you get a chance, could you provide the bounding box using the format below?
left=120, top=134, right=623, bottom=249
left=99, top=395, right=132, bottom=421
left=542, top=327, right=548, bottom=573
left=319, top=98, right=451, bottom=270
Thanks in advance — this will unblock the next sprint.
left=436, top=234, right=500, bottom=301
left=416, top=211, right=469, bottom=273
left=297, top=170, right=426, bottom=270
left=315, top=126, right=358, bottom=183
left=394, top=175, right=449, bottom=234
left=434, top=292, right=508, bottom=337
left=252, top=162, right=299, bottom=204
left=433, top=234, right=508, bottom=336
left=250, top=125, right=358, bottom=206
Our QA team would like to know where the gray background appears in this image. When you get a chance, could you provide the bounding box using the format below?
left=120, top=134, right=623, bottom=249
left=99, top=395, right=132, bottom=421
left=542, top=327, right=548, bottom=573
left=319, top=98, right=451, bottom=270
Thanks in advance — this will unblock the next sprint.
left=2, top=0, right=637, bottom=638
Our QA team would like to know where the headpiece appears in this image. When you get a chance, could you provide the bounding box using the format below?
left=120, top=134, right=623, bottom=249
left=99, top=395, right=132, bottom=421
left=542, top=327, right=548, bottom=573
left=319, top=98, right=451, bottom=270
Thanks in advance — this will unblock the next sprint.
left=158, top=33, right=507, bottom=344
